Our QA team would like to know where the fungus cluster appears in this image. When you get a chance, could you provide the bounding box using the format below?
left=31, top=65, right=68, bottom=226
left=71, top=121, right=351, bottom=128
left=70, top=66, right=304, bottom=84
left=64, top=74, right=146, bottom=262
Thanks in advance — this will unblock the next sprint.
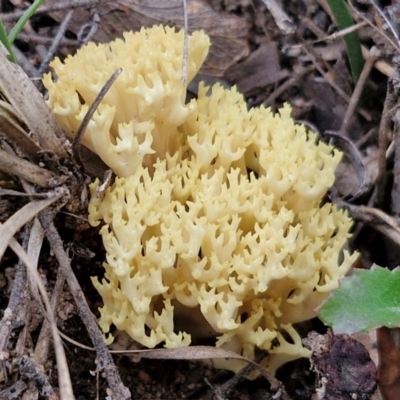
left=43, top=26, right=356, bottom=373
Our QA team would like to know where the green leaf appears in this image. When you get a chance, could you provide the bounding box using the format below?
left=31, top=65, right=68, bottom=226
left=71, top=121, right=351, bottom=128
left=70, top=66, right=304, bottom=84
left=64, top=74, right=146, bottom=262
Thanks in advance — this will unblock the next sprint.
left=327, top=0, right=364, bottom=84
left=318, top=266, right=400, bottom=334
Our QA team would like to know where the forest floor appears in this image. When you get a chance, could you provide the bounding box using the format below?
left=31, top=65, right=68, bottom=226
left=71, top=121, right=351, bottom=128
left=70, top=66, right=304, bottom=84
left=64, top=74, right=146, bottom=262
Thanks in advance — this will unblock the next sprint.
left=0, top=0, right=398, bottom=399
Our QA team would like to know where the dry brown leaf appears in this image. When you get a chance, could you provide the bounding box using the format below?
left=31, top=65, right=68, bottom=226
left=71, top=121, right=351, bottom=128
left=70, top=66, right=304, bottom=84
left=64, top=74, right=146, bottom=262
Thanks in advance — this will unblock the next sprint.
left=47, top=0, right=249, bottom=77
left=0, top=109, right=43, bottom=161
left=324, top=131, right=370, bottom=199
left=0, top=42, right=66, bottom=158
left=225, top=42, right=289, bottom=95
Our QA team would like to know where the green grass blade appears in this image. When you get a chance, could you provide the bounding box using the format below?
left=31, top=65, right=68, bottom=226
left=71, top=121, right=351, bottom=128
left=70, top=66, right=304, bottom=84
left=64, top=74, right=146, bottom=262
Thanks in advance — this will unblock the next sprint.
left=327, top=0, right=364, bottom=84
left=0, top=19, right=15, bottom=62
left=8, top=0, right=44, bottom=44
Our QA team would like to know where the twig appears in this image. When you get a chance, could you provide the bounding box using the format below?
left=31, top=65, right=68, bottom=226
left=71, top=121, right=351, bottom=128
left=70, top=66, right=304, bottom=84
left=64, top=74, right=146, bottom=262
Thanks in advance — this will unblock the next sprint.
left=361, top=45, right=393, bottom=78
left=340, top=47, right=379, bottom=135
left=25, top=218, right=46, bottom=324
left=111, top=346, right=288, bottom=397
left=347, top=0, right=400, bottom=54
left=18, top=355, right=56, bottom=398
left=264, top=65, right=312, bottom=107
left=0, top=188, right=50, bottom=197
left=293, top=21, right=368, bottom=47
left=0, top=0, right=101, bottom=22
left=260, top=0, right=295, bottom=35
left=37, top=10, right=74, bottom=76
left=0, top=380, right=27, bottom=400
left=301, top=44, right=371, bottom=121
left=39, top=211, right=131, bottom=400
left=210, top=351, right=269, bottom=399
left=77, top=9, right=100, bottom=44
left=391, top=105, right=400, bottom=216
left=0, top=225, right=30, bottom=354
left=375, top=81, right=396, bottom=207
left=337, top=200, right=400, bottom=246
left=16, top=32, right=78, bottom=47
left=72, top=68, right=122, bottom=168
left=34, top=265, right=66, bottom=366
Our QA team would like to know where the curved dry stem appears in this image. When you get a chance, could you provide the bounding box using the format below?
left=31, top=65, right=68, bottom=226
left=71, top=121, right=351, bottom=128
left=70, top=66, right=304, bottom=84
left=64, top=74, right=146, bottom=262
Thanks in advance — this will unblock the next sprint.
left=0, top=188, right=64, bottom=260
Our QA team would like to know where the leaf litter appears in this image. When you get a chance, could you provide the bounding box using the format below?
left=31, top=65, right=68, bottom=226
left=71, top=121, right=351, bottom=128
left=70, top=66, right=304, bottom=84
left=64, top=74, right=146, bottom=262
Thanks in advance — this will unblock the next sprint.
left=1, top=0, right=400, bottom=399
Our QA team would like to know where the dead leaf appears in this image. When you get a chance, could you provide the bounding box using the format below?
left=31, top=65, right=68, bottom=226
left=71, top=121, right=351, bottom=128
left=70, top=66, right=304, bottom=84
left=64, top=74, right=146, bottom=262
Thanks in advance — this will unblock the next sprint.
left=46, top=0, right=249, bottom=77
left=304, top=331, right=377, bottom=400
left=225, top=42, right=289, bottom=95
left=324, top=131, right=370, bottom=199
left=0, top=42, right=66, bottom=158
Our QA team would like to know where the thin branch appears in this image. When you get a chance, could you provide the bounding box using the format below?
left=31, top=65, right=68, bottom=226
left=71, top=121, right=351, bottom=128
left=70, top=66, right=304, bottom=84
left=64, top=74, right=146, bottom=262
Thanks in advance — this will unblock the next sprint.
left=348, top=0, right=400, bottom=54
left=375, top=81, right=396, bottom=207
left=0, top=225, right=30, bottom=354
left=0, top=0, right=101, bottom=22
left=34, top=264, right=66, bottom=366
left=261, top=0, right=295, bottom=35
left=39, top=211, right=131, bottom=400
left=72, top=68, right=122, bottom=167
left=340, top=47, right=379, bottom=135
left=338, top=200, right=400, bottom=246
left=37, top=10, right=74, bottom=76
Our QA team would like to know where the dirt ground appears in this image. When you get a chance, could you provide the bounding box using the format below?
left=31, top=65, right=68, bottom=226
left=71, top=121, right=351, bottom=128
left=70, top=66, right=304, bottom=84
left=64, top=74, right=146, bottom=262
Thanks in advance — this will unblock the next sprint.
left=0, top=0, right=399, bottom=399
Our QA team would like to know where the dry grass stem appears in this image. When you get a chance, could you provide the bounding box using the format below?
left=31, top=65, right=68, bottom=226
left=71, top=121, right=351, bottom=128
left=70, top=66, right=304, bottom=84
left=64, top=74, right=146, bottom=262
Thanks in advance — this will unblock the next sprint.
left=8, top=235, right=74, bottom=400
left=0, top=190, right=64, bottom=259
left=0, top=43, right=66, bottom=157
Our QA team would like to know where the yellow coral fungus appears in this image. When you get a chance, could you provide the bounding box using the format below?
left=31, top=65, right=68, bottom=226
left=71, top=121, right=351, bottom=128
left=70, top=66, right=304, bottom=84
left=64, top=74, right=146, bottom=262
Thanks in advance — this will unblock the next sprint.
left=43, top=25, right=210, bottom=176
left=43, top=25, right=357, bottom=373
